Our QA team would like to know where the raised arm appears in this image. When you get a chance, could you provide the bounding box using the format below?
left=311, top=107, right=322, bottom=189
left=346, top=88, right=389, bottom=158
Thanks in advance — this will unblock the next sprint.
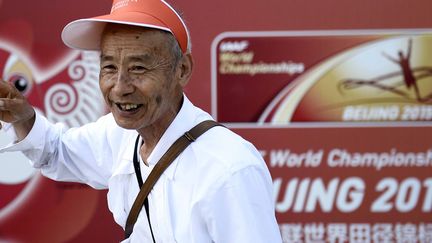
left=0, top=80, right=35, bottom=141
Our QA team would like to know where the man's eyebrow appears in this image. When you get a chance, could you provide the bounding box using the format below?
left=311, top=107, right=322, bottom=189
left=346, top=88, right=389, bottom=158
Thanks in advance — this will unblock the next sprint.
left=126, top=54, right=152, bottom=62
left=99, top=54, right=153, bottom=62
left=100, top=55, right=114, bottom=62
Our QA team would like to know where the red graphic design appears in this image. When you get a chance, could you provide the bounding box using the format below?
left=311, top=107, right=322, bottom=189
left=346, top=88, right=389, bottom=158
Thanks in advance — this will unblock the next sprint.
left=341, top=39, right=432, bottom=103
left=0, top=1, right=122, bottom=242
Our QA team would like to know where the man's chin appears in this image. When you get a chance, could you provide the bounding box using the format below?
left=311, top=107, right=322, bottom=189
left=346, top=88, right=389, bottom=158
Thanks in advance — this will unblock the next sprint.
left=113, top=118, right=140, bottom=130
left=117, top=124, right=137, bottom=130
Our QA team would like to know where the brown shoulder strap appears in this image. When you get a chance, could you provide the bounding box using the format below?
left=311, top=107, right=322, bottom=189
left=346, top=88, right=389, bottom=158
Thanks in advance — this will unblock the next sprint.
left=124, top=120, right=222, bottom=239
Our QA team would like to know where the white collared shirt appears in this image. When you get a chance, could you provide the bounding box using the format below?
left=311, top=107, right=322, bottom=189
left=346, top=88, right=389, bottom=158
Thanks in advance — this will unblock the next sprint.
left=1, top=95, right=282, bottom=243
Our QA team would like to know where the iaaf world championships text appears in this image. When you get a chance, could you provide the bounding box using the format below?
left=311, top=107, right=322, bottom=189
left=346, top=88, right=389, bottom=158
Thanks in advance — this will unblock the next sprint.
left=264, top=148, right=432, bottom=171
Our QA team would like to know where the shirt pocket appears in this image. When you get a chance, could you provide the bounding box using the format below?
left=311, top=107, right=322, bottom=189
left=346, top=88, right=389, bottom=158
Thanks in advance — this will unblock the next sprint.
left=151, top=175, right=177, bottom=243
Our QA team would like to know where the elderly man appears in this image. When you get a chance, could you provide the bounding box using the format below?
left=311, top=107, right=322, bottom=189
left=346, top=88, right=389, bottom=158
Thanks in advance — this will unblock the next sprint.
left=0, top=0, right=282, bottom=242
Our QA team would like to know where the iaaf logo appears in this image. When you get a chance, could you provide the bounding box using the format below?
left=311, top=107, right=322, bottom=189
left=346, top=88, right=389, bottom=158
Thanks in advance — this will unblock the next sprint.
left=219, top=40, right=249, bottom=52
left=0, top=43, right=105, bottom=241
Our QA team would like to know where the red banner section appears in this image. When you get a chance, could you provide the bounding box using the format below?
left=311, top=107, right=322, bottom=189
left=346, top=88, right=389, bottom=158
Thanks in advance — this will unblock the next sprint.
left=0, top=175, right=123, bottom=242
left=214, top=31, right=432, bottom=242
left=234, top=124, right=432, bottom=242
left=212, top=31, right=432, bottom=124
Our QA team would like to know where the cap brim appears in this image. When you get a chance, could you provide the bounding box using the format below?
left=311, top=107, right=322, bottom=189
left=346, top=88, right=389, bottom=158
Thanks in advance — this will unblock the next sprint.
left=61, top=12, right=172, bottom=51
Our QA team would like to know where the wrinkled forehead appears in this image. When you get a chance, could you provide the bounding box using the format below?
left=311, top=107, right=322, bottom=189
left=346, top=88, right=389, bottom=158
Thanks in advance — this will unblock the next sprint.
left=100, top=24, right=174, bottom=58
left=101, top=24, right=170, bottom=46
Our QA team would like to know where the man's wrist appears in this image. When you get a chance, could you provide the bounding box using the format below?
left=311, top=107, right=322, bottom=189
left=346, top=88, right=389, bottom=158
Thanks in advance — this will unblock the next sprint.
left=13, top=111, right=36, bottom=142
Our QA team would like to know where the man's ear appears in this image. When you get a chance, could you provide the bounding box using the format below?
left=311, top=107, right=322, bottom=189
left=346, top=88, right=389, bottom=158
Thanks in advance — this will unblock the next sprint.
left=176, top=53, right=193, bottom=87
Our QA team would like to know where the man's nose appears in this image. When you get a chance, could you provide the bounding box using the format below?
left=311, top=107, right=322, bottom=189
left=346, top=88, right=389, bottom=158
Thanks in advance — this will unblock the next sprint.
left=112, top=69, right=134, bottom=96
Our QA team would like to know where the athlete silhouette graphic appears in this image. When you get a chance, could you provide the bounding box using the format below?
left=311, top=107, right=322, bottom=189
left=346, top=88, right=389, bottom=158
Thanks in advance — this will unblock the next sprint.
left=382, top=39, right=421, bottom=100
left=340, top=38, right=432, bottom=103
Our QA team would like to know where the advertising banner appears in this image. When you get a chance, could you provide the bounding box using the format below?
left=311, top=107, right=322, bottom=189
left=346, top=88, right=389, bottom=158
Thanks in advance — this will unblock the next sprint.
left=212, top=31, right=432, bottom=242
left=235, top=126, right=432, bottom=242
left=212, top=30, right=432, bottom=123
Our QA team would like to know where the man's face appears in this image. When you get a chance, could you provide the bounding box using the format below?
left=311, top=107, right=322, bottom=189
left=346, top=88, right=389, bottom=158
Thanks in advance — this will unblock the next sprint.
left=99, top=25, right=183, bottom=130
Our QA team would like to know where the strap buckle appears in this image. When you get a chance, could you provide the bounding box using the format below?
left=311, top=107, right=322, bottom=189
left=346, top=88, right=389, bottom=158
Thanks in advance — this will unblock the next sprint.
left=184, top=132, right=196, bottom=142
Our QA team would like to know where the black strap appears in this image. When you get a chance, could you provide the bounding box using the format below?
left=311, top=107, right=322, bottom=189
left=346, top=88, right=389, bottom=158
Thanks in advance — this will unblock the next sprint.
left=132, top=135, right=156, bottom=242
left=125, top=120, right=222, bottom=240
left=133, top=136, right=144, bottom=188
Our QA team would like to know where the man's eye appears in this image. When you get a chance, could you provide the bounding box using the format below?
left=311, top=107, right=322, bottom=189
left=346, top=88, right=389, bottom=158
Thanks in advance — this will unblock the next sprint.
left=130, top=66, right=147, bottom=73
left=102, top=64, right=116, bottom=72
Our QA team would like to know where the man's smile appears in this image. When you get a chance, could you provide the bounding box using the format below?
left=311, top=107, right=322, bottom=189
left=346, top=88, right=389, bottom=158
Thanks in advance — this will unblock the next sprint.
left=115, top=103, right=143, bottom=112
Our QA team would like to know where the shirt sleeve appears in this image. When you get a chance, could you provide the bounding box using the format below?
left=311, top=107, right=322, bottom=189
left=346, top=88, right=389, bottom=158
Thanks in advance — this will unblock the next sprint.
left=202, top=165, right=283, bottom=243
left=0, top=112, right=114, bottom=189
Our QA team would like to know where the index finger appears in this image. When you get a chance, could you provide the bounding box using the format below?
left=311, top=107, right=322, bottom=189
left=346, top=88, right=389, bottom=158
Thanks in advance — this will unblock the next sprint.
left=0, top=80, right=15, bottom=98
